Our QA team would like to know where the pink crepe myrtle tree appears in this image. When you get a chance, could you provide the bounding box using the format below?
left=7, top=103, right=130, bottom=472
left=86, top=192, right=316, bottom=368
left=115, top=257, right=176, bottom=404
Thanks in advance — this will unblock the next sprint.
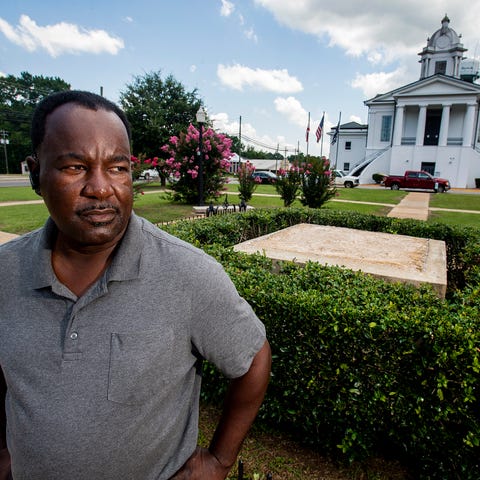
left=300, top=156, right=336, bottom=208
left=157, top=124, right=233, bottom=203
left=237, top=160, right=260, bottom=202
left=275, top=164, right=302, bottom=207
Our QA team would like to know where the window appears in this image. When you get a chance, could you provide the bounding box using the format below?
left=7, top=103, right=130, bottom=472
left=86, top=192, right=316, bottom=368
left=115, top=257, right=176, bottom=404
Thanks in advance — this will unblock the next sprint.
left=380, top=115, right=392, bottom=142
left=343, top=163, right=350, bottom=171
left=435, top=61, right=447, bottom=74
left=345, top=141, right=351, bottom=150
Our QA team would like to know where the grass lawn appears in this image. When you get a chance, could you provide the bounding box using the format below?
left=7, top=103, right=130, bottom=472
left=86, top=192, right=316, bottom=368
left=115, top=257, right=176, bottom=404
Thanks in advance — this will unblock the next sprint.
left=1, top=184, right=479, bottom=234
left=429, top=192, right=480, bottom=210
left=428, top=210, right=480, bottom=228
left=427, top=191, right=480, bottom=227
left=0, top=203, right=49, bottom=234
left=0, top=186, right=40, bottom=202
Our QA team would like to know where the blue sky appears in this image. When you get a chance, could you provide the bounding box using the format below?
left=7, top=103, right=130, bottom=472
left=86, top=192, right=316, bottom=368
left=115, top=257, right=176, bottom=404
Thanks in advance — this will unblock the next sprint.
left=1, top=0, right=479, bottom=158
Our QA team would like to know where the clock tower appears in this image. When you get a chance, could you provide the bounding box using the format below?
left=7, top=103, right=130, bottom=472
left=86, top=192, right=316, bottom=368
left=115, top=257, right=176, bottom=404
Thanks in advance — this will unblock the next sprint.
left=418, top=15, right=467, bottom=79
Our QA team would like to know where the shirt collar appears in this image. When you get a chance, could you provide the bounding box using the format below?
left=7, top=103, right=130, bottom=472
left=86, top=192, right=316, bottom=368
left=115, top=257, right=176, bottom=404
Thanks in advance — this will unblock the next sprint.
left=31, top=214, right=143, bottom=290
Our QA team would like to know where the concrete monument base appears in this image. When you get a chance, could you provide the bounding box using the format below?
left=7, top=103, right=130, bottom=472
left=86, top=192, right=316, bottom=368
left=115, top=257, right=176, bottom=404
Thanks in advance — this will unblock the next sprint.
left=234, top=224, right=447, bottom=298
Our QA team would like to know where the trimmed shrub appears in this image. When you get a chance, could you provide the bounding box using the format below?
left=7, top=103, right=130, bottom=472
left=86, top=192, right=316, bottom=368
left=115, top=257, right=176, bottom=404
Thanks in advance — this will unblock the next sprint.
left=372, top=172, right=386, bottom=184
left=164, top=208, right=480, bottom=479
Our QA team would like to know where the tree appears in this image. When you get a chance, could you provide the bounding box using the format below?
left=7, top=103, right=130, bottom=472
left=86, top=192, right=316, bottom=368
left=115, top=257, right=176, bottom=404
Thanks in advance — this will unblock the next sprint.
left=159, top=124, right=233, bottom=204
left=0, top=72, right=70, bottom=173
left=237, top=161, right=259, bottom=202
left=275, top=164, right=302, bottom=207
left=119, top=71, right=203, bottom=160
left=300, top=157, right=336, bottom=208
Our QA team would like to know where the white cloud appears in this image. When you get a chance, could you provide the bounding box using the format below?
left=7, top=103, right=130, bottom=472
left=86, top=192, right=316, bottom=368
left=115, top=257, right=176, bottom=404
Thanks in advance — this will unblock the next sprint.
left=220, top=0, right=235, bottom=17
left=217, top=64, right=303, bottom=93
left=350, top=67, right=409, bottom=98
left=274, top=96, right=307, bottom=128
left=244, top=27, right=258, bottom=43
left=212, top=111, right=287, bottom=152
left=253, top=1, right=480, bottom=93
left=0, top=15, right=124, bottom=57
left=123, top=16, right=134, bottom=23
left=190, top=64, right=197, bottom=73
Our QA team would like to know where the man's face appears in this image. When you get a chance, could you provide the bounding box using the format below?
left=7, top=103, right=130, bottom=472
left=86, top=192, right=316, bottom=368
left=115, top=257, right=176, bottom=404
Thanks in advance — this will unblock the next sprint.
left=34, top=103, right=133, bottom=249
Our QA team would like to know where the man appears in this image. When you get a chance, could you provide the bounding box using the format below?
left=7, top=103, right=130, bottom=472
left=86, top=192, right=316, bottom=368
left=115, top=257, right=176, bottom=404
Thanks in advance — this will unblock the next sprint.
left=0, top=91, right=271, bottom=480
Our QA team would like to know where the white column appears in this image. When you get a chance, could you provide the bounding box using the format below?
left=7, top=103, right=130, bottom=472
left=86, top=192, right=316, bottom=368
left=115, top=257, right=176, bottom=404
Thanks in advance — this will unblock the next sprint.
left=416, top=104, right=427, bottom=146
left=393, top=105, right=405, bottom=146
left=438, top=103, right=451, bottom=146
left=462, top=103, right=476, bottom=146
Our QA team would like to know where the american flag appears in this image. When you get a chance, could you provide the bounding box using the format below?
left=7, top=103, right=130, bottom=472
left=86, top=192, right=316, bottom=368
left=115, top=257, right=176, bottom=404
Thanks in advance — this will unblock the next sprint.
left=315, top=114, right=324, bottom=143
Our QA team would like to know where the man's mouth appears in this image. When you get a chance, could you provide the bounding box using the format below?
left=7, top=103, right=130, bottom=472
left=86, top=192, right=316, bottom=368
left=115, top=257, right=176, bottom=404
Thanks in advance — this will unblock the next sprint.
left=77, top=205, right=120, bottom=225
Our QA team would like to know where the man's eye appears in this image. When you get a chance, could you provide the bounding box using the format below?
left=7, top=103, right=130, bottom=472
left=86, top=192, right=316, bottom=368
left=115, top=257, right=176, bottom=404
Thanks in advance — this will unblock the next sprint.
left=110, top=166, right=130, bottom=173
left=62, top=165, right=86, bottom=171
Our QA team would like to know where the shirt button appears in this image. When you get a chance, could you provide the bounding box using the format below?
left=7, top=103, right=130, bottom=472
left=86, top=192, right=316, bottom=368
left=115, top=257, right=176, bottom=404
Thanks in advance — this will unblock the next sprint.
left=70, top=332, right=78, bottom=340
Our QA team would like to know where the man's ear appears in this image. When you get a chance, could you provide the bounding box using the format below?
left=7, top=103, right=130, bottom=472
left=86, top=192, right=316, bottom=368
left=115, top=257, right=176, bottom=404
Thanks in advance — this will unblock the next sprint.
left=26, top=155, right=41, bottom=196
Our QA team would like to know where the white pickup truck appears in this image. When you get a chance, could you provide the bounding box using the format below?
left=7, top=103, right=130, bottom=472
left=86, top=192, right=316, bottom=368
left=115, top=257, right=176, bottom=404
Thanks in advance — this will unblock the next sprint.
left=333, top=170, right=360, bottom=188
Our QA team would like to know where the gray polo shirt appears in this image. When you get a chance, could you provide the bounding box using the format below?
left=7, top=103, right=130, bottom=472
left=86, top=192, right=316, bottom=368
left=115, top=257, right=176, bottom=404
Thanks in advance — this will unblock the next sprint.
left=0, top=214, right=266, bottom=480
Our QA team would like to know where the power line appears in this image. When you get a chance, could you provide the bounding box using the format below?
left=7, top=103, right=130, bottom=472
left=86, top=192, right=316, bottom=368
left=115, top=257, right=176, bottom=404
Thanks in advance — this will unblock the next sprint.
left=232, top=133, right=298, bottom=155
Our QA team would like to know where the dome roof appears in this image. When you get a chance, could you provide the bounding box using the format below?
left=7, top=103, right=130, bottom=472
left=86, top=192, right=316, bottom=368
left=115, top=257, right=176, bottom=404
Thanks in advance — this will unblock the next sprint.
left=427, top=15, right=461, bottom=49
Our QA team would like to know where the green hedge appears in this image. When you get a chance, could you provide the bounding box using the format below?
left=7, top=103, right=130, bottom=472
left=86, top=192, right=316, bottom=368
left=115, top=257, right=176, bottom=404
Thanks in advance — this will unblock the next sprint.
left=164, top=207, right=479, bottom=294
left=163, top=208, right=480, bottom=479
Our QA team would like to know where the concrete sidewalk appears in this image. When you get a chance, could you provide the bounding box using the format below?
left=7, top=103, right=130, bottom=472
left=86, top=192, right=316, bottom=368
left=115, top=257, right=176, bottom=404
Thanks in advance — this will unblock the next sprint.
left=387, top=192, right=430, bottom=221
left=0, top=231, right=18, bottom=244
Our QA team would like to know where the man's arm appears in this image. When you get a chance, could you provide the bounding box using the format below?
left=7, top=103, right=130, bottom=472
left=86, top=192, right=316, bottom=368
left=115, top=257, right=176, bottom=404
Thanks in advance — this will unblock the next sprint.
left=171, top=340, right=271, bottom=480
left=0, top=368, right=11, bottom=480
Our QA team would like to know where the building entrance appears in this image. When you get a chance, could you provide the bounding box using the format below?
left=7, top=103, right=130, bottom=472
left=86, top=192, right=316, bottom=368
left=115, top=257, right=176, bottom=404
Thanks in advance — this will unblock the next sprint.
left=421, top=162, right=436, bottom=175
left=423, top=109, right=441, bottom=145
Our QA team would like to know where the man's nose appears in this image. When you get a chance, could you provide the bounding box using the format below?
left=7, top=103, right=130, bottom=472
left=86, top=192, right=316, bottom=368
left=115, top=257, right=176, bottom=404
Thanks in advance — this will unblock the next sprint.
left=82, top=170, right=114, bottom=199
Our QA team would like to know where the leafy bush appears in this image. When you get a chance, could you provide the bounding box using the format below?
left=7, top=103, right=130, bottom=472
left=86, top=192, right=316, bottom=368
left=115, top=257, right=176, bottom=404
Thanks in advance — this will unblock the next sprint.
left=300, top=157, right=336, bottom=208
left=164, top=208, right=480, bottom=479
left=372, top=172, right=386, bottom=184
left=275, top=164, right=302, bottom=207
left=237, top=161, right=259, bottom=202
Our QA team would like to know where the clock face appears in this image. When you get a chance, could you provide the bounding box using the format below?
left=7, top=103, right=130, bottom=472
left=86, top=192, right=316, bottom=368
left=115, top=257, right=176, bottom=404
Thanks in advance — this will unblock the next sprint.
left=437, top=35, right=449, bottom=49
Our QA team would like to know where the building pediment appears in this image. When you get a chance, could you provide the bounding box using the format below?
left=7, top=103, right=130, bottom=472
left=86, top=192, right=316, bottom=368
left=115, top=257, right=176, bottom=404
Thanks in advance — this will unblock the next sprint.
left=365, top=75, right=480, bottom=105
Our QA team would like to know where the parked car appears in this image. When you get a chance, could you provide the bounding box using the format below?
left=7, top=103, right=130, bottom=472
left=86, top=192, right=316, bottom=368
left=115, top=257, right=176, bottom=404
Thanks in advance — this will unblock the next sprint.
left=251, top=171, right=277, bottom=184
left=383, top=170, right=450, bottom=192
left=333, top=170, right=360, bottom=188
left=138, top=168, right=160, bottom=180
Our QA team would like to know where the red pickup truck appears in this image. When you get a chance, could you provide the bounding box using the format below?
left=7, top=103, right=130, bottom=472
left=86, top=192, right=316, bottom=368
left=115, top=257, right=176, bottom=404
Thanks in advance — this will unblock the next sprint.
left=384, top=170, right=450, bottom=193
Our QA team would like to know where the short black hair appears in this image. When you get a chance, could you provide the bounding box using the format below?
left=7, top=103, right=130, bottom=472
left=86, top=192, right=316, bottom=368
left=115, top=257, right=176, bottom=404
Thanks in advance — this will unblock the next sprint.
left=30, top=90, right=131, bottom=152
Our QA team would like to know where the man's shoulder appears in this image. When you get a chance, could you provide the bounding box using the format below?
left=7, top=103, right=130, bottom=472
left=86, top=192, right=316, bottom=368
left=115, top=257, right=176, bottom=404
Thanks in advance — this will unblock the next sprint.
left=0, top=228, right=43, bottom=256
left=130, top=215, right=221, bottom=277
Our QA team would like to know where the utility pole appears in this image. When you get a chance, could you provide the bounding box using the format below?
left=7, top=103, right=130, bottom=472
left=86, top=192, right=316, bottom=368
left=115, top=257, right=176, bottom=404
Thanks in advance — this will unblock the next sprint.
left=0, top=130, right=9, bottom=174
left=238, top=115, right=242, bottom=174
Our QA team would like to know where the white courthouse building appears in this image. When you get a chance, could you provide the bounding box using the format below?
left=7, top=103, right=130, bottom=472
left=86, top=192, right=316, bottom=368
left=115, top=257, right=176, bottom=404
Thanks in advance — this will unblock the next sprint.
left=329, top=15, right=480, bottom=188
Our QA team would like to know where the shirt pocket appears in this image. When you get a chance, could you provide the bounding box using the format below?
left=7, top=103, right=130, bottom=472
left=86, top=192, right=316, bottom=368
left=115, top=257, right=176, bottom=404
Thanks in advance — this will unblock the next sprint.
left=108, top=329, right=174, bottom=405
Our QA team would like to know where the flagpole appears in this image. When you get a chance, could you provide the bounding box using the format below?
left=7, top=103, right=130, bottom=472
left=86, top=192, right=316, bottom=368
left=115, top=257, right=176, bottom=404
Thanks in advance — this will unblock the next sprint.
left=334, top=112, right=342, bottom=170
left=306, top=112, right=310, bottom=159
left=320, top=111, right=325, bottom=158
